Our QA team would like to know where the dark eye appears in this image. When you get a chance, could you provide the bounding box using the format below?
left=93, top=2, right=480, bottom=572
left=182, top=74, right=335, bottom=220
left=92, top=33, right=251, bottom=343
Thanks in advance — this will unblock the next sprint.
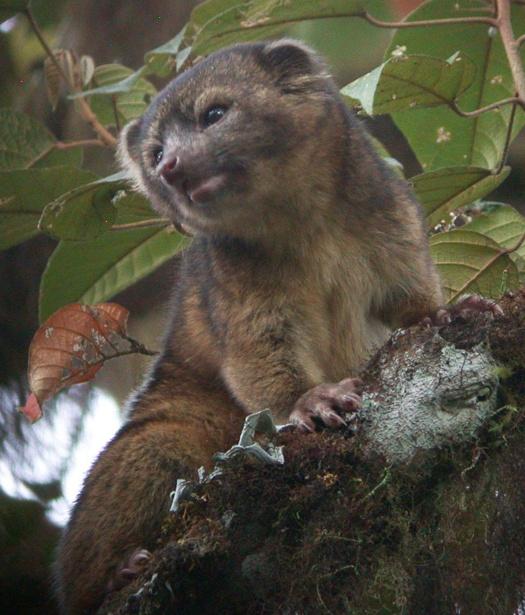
left=153, top=147, right=163, bottom=166
left=202, top=105, right=227, bottom=128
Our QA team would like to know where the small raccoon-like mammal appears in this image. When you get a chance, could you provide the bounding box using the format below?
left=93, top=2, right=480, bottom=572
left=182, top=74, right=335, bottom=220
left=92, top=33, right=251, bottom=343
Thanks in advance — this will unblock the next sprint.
left=55, top=39, right=443, bottom=613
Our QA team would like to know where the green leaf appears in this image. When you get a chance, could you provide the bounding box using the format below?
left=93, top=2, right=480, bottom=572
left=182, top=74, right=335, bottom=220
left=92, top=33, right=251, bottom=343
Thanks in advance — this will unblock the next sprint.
left=341, top=54, right=475, bottom=116
left=39, top=227, right=189, bottom=321
left=75, top=66, right=147, bottom=97
left=32, top=145, right=83, bottom=169
left=464, top=204, right=525, bottom=276
left=186, top=0, right=365, bottom=59
left=430, top=229, right=519, bottom=302
left=112, top=191, right=162, bottom=224
left=0, top=167, right=95, bottom=250
left=144, top=26, right=187, bottom=77
left=466, top=204, right=525, bottom=250
left=411, top=166, right=510, bottom=228
left=0, top=109, right=84, bottom=169
left=0, top=108, right=54, bottom=170
left=386, top=0, right=525, bottom=171
left=38, top=173, right=128, bottom=241
left=0, top=0, right=27, bottom=20
left=80, top=65, right=156, bottom=126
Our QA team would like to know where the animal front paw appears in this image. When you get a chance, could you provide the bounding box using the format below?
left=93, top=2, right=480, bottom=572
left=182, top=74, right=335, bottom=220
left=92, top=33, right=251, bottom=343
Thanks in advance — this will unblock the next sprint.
left=289, top=377, right=362, bottom=433
left=422, top=294, right=503, bottom=326
left=107, top=548, right=152, bottom=592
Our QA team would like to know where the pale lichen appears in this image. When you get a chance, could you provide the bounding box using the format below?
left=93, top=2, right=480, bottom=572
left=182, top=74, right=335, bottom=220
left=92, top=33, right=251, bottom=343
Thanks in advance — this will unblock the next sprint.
left=360, top=334, right=499, bottom=463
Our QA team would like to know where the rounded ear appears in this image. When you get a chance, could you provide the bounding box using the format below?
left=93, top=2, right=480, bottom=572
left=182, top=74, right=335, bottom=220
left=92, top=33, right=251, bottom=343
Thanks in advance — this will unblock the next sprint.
left=261, top=38, right=328, bottom=92
left=117, top=118, right=146, bottom=192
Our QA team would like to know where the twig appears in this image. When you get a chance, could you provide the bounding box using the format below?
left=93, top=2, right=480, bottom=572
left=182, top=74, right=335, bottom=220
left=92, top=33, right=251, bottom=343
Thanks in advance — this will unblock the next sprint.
left=122, top=335, right=158, bottom=357
left=111, top=95, right=121, bottom=132
left=24, top=7, right=70, bottom=84
left=55, top=139, right=104, bottom=149
left=516, top=33, right=525, bottom=48
left=450, top=97, right=523, bottom=117
left=24, top=6, right=117, bottom=148
left=73, top=96, right=117, bottom=148
left=497, top=0, right=525, bottom=103
left=495, top=97, right=518, bottom=174
left=110, top=219, right=170, bottom=231
left=206, top=10, right=497, bottom=44
left=360, top=12, right=496, bottom=28
left=358, top=467, right=391, bottom=504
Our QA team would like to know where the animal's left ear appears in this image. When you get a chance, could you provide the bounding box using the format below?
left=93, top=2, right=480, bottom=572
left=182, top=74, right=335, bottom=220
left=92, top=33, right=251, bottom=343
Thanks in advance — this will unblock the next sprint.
left=262, top=38, right=328, bottom=92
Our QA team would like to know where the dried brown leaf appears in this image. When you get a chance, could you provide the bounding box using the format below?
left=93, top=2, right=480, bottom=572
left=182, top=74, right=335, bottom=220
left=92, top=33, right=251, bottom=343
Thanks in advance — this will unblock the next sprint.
left=20, top=303, right=130, bottom=422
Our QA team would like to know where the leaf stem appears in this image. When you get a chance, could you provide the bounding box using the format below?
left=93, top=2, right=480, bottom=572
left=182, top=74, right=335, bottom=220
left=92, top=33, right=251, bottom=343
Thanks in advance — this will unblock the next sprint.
left=24, top=7, right=117, bottom=148
left=360, top=12, right=496, bottom=29
left=110, top=219, right=170, bottom=231
left=122, top=335, right=158, bottom=356
left=450, top=97, right=523, bottom=117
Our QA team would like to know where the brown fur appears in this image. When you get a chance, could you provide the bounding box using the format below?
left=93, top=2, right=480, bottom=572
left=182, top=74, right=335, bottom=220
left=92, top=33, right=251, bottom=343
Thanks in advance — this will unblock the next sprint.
left=55, top=40, right=442, bottom=613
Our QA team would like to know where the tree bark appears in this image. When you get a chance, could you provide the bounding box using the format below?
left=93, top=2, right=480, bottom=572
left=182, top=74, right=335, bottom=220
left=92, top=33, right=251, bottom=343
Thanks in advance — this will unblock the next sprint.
left=98, top=289, right=525, bottom=615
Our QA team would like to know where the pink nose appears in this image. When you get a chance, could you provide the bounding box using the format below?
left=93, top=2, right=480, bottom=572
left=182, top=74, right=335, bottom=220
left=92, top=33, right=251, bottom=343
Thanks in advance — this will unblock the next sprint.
left=160, top=155, right=181, bottom=186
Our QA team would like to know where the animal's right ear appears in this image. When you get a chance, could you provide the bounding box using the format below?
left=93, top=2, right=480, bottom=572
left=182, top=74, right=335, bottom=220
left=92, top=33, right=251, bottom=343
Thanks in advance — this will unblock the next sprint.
left=117, top=118, right=145, bottom=192
left=261, top=39, right=328, bottom=93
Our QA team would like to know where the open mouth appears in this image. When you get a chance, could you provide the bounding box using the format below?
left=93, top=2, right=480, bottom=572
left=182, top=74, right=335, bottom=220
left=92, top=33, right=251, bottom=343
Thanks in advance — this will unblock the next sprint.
left=185, top=174, right=228, bottom=204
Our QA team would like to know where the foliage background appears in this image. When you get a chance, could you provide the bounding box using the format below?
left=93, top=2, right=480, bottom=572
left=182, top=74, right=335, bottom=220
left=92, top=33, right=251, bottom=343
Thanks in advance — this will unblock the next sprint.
left=1, top=0, right=525, bottom=613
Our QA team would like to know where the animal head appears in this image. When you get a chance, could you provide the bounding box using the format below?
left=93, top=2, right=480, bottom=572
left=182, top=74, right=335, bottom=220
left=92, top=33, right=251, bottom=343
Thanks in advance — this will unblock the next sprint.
left=119, top=39, right=343, bottom=238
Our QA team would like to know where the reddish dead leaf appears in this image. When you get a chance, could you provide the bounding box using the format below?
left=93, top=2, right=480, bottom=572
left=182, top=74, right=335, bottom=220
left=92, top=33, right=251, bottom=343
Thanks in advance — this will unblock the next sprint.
left=20, top=303, right=132, bottom=423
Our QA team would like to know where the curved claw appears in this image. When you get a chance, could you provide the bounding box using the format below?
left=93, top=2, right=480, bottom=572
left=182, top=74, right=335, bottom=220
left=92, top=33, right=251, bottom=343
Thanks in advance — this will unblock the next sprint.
left=289, top=377, right=363, bottom=433
left=426, top=294, right=503, bottom=327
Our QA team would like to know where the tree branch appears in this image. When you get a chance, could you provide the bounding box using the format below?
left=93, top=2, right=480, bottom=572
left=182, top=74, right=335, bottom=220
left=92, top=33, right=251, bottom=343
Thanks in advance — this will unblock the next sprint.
left=496, top=0, right=525, bottom=103
left=24, top=7, right=117, bottom=148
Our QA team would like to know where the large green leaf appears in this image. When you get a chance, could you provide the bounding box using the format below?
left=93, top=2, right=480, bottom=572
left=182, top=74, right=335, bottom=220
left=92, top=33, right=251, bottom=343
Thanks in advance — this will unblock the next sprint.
left=0, top=109, right=83, bottom=169
left=0, top=108, right=53, bottom=169
left=84, top=65, right=156, bottom=126
left=342, top=53, right=475, bottom=116
left=466, top=204, right=525, bottom=251
left=430, top=229, right=519, bottom=302
left=144, top=26, right=187, bottom=77
left=0, top=167, right=95, bottom=250
left=39, top=227, right=188, bottom=321
left=464, top=204, right=525, bottom=278
left=38, top=173, right=129, bottom=241
left=32, top=146, right=83, bottom=168
left=387, top=0, right=525, bottom=171
left=411, top=165, right=510, bottom=228
left=185, top=0, right=365, bottom=59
